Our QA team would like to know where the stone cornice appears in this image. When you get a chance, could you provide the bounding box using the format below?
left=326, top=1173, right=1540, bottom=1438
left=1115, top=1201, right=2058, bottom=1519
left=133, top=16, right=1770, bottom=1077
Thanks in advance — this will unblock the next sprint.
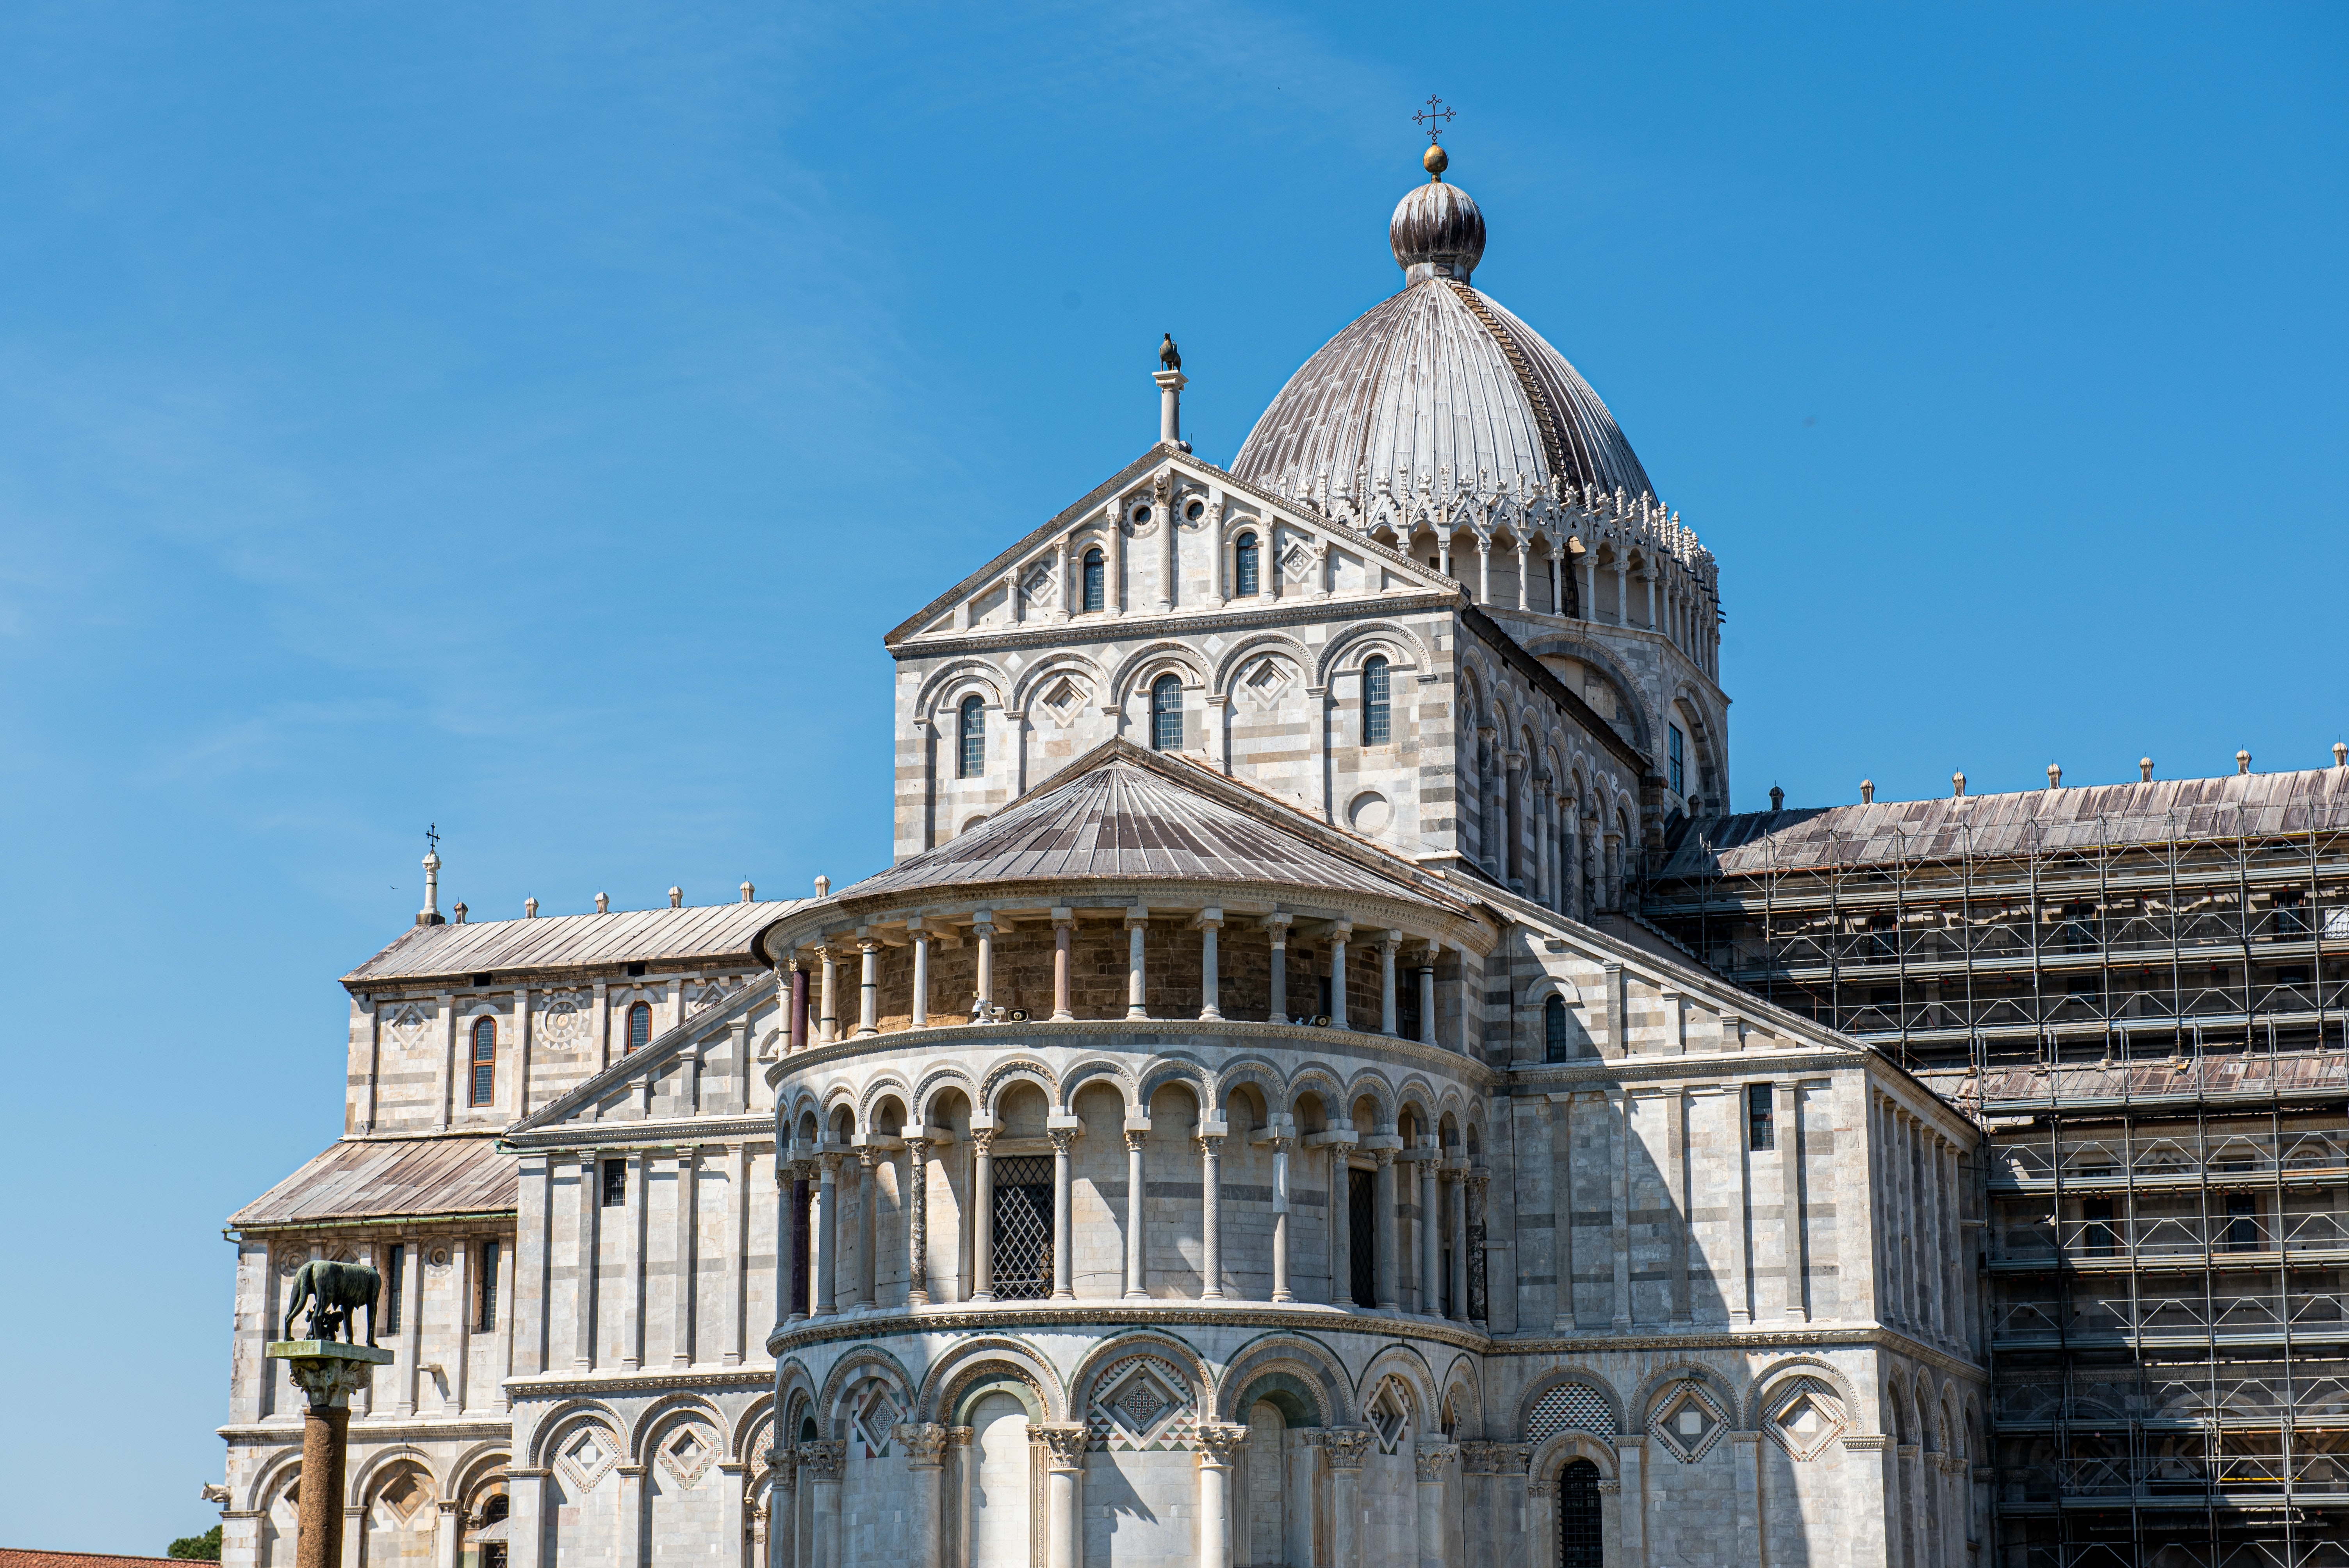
left=1504, top=1051, right=1860, bottom=1094
left=766, top=1301, right=1492, bottom=1359
left=502, top=1115, right=779, bottom=1154
left=898, top=591, right=1464, bottom=665
left=504, top=1367, right=775, bottom=1400
left=757, top=1306, right=1987, bottom=1382
left=765, top=1017, right=1500, bottom=1094
left=218, top=1415, right=515, bottom=1442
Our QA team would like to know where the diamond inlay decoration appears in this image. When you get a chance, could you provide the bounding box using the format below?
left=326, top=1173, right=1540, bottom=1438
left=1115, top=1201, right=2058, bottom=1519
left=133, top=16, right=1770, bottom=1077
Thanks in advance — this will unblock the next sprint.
left=1086, top=1355, right=1195, bottom=1452
left=1525, top=1383, right=1614, bottom=1443
left=556, top=1427, right=620, bottom=1495
left=1368, top=1378, right=1413, bottom=1455
left=1648, top=1381, right=1729, bottom=1464
left=850, top=1382, right=903, bottom=1458
left=658, top=1424, right=718, bottom=1490
left=1762, top=1377, right=1846, bottom=1463
left=1041, top=678, right=1085, bottom=727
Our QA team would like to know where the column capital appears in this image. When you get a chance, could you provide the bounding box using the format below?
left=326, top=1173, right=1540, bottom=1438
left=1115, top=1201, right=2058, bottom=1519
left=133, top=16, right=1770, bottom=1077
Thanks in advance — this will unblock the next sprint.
left=970, top=1128, right=996, bottom=1154
left=892, top=1422, right=950, bottom=1468
left=1036, top=1423, right=1090, bottom=1472
left=1195, top=1423, right=1250, bottom=1466
left=1372, top=1146, right=1395, bottom=1168
left=1124, top=1128, right=1149, bottom=1153
left=1047, top=1128, right=1076, bottom=1156
left=1413, top=1442, right=1459, bottom=1481
left=797, top=1440, right=846, bottom=1481
left=1320, top=1427, right=1373, bottom=1472
left=1124, top=906, right=1151, bottom=927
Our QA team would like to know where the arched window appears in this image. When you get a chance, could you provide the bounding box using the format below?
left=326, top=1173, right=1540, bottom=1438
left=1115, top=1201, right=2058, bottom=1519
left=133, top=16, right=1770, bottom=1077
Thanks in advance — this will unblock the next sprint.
left=626, top=1000, right=652, bottom=1053
left=469, top=1017, right=496, bottom=1105
left=1151, top=674, right=1182, bottom=751
left=1543, top=995, right=1568, bottom=1063
left=1362, top=655, right=1391, bottom=745
left=1082, top=548, right=1105, bottom=612
left=958, top=695, right=986, bottom=778
left=1559, top=1459, right=1603, bottom=1568
left=1234, top=533, right=1259, bottom=596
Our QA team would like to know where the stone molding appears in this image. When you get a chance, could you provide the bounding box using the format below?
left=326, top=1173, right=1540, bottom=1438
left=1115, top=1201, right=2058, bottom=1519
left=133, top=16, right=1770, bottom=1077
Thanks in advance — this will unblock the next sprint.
left=767, top=1303, right=1491, bottom=1358
left=902, top=590, right=1462, bottom=666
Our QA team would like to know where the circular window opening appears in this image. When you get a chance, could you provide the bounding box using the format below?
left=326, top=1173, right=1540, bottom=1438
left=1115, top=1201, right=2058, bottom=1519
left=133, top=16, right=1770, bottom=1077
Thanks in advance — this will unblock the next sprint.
left=1185, top=499, right=1205, bottom=521
left=1348, top=791, right=1391, bottom=835
left=1132, top=505, right=1151, bottom=524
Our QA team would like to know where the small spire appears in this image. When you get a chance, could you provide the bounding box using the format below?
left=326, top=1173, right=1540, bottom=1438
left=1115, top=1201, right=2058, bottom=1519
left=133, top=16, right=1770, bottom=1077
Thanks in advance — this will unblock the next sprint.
left=452, top=902, right=467, bottom=925
left=1768, top=785, right=1784, bottom=813
left=2140, top=757, right=2154, bottom=782
left=1154, top=337, right=1189, bottom=452
left=1860, top=779, right=1874, bottom=805
left=668, top=886, right=683, bottom=909
left=524, top=897, right=538, bottom=919
left=1952, top=771, right=1967, bottom=798
left=417, top=827, right=446, bottom=928
left=741, top=880, right=756, bottom=904
left=2047, top=763, right=2063, bottom=790
left=2335, top=742, right=2347, bottom=769
left=814, top=874, right=832, bottom=899
left=2237, top=749, right=2252, bottom=776
left=595, top=891, right=610, bottom=914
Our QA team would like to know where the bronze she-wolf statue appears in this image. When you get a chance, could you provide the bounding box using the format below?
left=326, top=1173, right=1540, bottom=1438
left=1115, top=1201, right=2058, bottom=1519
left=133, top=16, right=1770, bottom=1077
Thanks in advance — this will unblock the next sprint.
left=282, top=1259, right=381, bottom=1345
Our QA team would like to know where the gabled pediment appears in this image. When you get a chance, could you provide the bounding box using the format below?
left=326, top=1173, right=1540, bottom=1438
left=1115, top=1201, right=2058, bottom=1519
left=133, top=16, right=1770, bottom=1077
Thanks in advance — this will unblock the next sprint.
left=886, top=444, right=1463, bottom=649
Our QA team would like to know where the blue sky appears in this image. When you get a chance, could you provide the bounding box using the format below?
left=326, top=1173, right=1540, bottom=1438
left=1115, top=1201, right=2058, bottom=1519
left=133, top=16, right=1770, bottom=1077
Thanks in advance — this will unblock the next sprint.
left=2, top=1, right=2342, bottom=1550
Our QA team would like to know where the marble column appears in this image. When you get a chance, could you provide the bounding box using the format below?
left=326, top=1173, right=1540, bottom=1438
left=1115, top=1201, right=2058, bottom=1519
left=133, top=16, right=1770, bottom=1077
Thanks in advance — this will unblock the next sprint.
left=1379, top=932, right=1401, bottom=1036
left=1419, top=1146, right=1442, bottom=1315
left=1052, top=916, right=1074, bottom=1021
left=856, top=939, right=880, bottom=1037
left=1374, top=1149, right=1400, bottom=1310
left=1124, top=1128, right=1149, bottom=1299
left=853, top=1150, right=877, bottom=1309
left=1419, top=948, right=1438, bottom=1047
left=1514, top=542, right=1530, bottom=612
left=1050, top=1129, right=1075, bottom=1300
left=813, top=1154, right=839, bottom=1316
left=1330, top=1147, right=1355, bottom=1306
left=973, top=917, right=996, bottom=1017
left=904, top=1137, right=931, bottom=1306
left=1197, top=1424, right=1249, bottom=1568
left=1413, top=1443, right=1457, bottom=1568
left=909, top=926, right=930, bottom=1030
left=1039, top=1426, right=1088, bottom=1568
left=1126, top=910, right=1151, bottom=1020
left=1266, top=914, right=1291, bottom=1022
left=1448, top=1169, right=1469, bottom=1322
left=1198, top=1129, right=1225, bottom=1299
left=970, top=1131, right=996, bottom=1301
left=1269, top=1133, right=1294, bottom=1302
left=1199, top=908, right=1224, bottom=1020
left=817, top=950, right=839, bottom=1044
left=1324, top=1429, right=1372, bottom=1568
left=1616, top=1439, right=1645, bottom=1564
left=616, top=1467, right=647, bottom=1568
left=803, top=1443, right=843, bottom=1568
left=1329, top=925, right=1351, bottom=1030
left=895, top=1423, right=948, bottom=1568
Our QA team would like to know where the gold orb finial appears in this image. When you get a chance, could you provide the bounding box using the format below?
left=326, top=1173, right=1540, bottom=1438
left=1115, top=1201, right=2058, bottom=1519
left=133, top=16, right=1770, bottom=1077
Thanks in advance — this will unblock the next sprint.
left=1423, top=143, right=1449, bottom=181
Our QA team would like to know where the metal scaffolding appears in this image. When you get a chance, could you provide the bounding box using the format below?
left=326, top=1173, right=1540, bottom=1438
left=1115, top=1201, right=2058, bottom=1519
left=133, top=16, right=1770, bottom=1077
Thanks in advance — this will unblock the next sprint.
left=1640, top=804, right=2349, bottom=1568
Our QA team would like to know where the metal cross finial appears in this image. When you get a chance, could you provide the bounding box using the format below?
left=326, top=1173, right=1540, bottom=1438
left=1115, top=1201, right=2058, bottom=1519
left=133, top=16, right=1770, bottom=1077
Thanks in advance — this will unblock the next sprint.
left=1415, top=95, right=1454, bottom=145
left=426, top=823, right=440, bottom=855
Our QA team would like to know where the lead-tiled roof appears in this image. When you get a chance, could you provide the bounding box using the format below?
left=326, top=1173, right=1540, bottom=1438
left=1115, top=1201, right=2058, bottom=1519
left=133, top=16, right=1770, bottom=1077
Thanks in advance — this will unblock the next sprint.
left=1656, top=768, right=2349, bottom=879
left=342, top=899, right=804, bottom=985
left=229, top=1134, right=515, bottom=1229
left=836, top=746, right=1460, bottom=909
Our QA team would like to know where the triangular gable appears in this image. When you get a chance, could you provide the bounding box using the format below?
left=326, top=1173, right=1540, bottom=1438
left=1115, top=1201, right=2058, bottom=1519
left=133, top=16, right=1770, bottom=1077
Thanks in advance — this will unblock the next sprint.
left=831, top=737, right=1473, bottom=915
left=504, top=969, right=780, bottom=1136
left=885, top=444, right=1463, bottom=648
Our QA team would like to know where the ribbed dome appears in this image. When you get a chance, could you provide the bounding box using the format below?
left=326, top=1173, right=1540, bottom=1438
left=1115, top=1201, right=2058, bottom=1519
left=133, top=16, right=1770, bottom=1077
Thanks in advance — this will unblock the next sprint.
left=1232, top=176, right=1654, bottom=508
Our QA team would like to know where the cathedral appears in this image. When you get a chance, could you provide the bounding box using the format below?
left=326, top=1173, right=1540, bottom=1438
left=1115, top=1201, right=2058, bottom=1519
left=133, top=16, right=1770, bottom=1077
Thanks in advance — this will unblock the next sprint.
left=216, top=146, right=1987, bottom=1568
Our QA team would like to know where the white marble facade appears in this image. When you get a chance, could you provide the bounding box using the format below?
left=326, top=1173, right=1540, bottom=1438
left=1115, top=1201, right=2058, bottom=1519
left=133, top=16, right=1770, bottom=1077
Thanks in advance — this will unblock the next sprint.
left=216, top=162, right=1982, bottom=1568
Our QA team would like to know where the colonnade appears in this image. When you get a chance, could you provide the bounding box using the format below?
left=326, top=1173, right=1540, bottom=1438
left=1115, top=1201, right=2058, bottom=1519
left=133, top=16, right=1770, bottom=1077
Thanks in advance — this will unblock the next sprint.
left=786, top=910, right=1451, bottom=1049
left=1469, top=741, right=1619, bottom=914
left=772, top=1422, right=1459, bottom=1568
left=1435, top=525, right=1718, bottom=681
left=778, top=1130, right=1490, bottom=1324
left=1876, top=1094, right=1969, bottom=1357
